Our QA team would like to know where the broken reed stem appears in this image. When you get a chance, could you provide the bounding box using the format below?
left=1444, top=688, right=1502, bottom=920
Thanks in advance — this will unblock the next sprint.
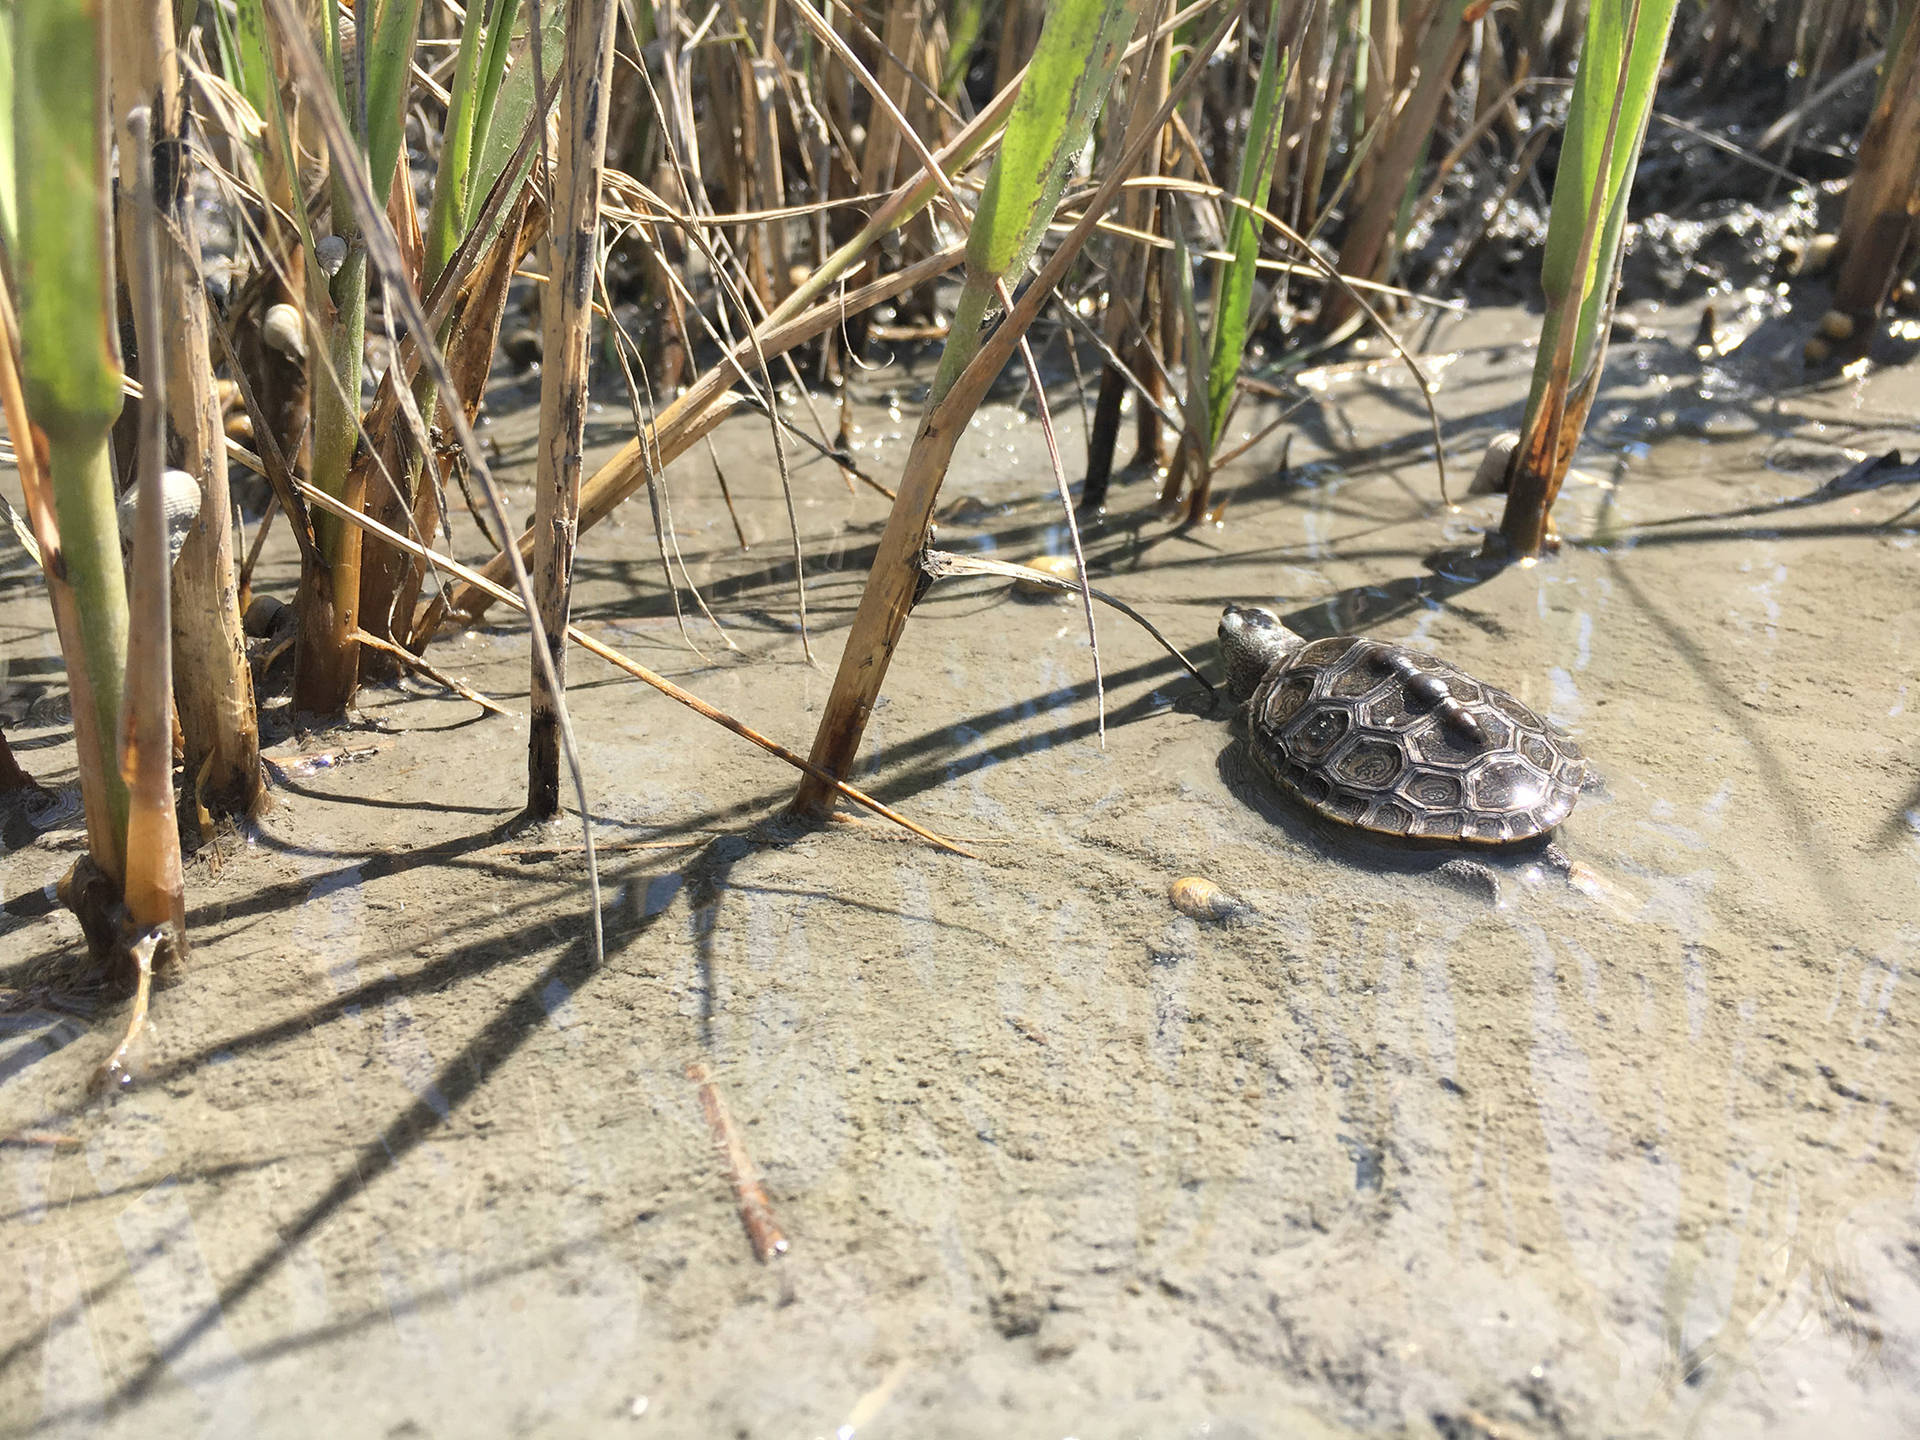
left=687, top=1061, right=789, bottom=1263
left=289, top=477, right=974, bottom=858
left=91, top=929, right=163, bottom=1094
left=528, top=0, right=620, bottom=820
left=349, top=628, right=512, bottom=716
left=262, top=0, right=605, bottom=969
left=918, top=549, right=1214, bottom=699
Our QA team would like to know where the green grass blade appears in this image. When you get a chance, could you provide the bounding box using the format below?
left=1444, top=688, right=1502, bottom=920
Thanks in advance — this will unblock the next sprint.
left=941, top=0, right=988, bottom=99
left=11, top=0, right=129, bottom=853
left=422, top=0, right=494, bottom=284
left=932, top=0, right=1147, bottom=405
left=364, top=0, right=424, bottom=200
left=0, top=16, right=14, bottom=255
left=1206, top=6, right=1289, bottom=450
left=1500, top=0, right=1679, bottom=557
left=228, top=0, right=277, bottom=124
left=470, top=0, right=561, bottom=229
left=967, top=0, right=1147, bottom=284
left=1537, top=0, right=1678, bottom=385
left=471, top=0, right=525, bottom=155
left=234, top=0, right=323, bottom=271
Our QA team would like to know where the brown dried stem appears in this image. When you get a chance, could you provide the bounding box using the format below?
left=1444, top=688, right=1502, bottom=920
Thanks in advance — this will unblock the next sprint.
left=527, top=0, right=620, bottom=821
left=688, top=1062, right=790, bottom=1263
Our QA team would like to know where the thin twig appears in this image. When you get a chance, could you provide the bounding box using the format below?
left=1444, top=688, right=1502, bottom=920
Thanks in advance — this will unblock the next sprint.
left=919, top=549, right=1214, bottom=700
left=688, top=1061, right=789, bottom=1263
left=349, top=628, right=514, bottom=716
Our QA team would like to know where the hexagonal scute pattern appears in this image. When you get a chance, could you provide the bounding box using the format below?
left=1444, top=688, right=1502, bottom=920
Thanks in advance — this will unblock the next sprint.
left=1244, top=635, right=1586, bottom=845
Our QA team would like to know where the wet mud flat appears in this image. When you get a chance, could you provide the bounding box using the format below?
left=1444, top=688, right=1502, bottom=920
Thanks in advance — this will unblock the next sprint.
left=3, top=300, right=1919, bottom=1438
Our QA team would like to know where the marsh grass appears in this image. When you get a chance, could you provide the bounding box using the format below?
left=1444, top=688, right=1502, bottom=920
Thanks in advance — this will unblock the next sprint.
left=0, top=0, right=1913, bottom=980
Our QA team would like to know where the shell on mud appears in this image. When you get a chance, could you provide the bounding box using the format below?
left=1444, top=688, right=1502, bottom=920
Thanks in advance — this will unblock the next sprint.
left=1467, top=432, right=1519, bottom=496
left=1246, top=635, right=1586, bottom=845
left=1168, top=875, right=1246, bottom=921
left=1013, top=553, right=1079, bottom=596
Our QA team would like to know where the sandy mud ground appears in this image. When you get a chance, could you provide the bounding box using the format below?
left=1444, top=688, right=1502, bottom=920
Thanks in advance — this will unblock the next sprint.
left=3, top=296, right=1919, bottom=1438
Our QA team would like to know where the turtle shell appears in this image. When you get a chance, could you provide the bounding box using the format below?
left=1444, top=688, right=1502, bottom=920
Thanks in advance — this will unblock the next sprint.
left=1246, top=635, right=1585, bottom=844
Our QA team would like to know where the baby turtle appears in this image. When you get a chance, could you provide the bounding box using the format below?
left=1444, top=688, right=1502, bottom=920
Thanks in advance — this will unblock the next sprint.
left=1219, top=603, right=1586, bottom=845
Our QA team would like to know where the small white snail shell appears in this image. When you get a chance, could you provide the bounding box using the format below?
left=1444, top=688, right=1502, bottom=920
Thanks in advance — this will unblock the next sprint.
left=116, top=468, right=202, bottom=570
left=261, top=302, right=307, bottom=362
left=1468, top=432, right=1519, bottom=497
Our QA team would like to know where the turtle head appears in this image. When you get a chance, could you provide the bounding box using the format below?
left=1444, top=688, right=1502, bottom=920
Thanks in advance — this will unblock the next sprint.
left=1218, top=603, right=1303, bottom=703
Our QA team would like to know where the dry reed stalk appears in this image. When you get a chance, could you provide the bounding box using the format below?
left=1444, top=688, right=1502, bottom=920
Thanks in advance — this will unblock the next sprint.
left=390, top=193, right=542, bottom=641
left=358, top=97, right=553, bottom=652
left=1082, top=18, right=1175, bottom=512
left=789, top=6, right=1241, bottom=819
left=111, top=0, right=262, bottom=824
left=860, top=0, right=921, bottom=196
left=741, top=12, right=790, bottom=307
left=527, top=0, right=621, bottom=821
left=119, top=108, right=189, bottom=953
left=1822, top=12, right=1920, bottom=340
left=687, top=1062, right=790, bottom=1262
left=1320, top=0, right=1481, bottom=335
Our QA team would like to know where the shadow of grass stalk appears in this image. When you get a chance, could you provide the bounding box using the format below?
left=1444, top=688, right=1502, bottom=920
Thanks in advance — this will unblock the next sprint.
left=290, top=477, right=971, bottom=857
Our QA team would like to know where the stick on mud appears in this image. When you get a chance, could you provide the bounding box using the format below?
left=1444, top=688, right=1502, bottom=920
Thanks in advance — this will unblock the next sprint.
left=688, top=1062, right=789, bottom=1263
